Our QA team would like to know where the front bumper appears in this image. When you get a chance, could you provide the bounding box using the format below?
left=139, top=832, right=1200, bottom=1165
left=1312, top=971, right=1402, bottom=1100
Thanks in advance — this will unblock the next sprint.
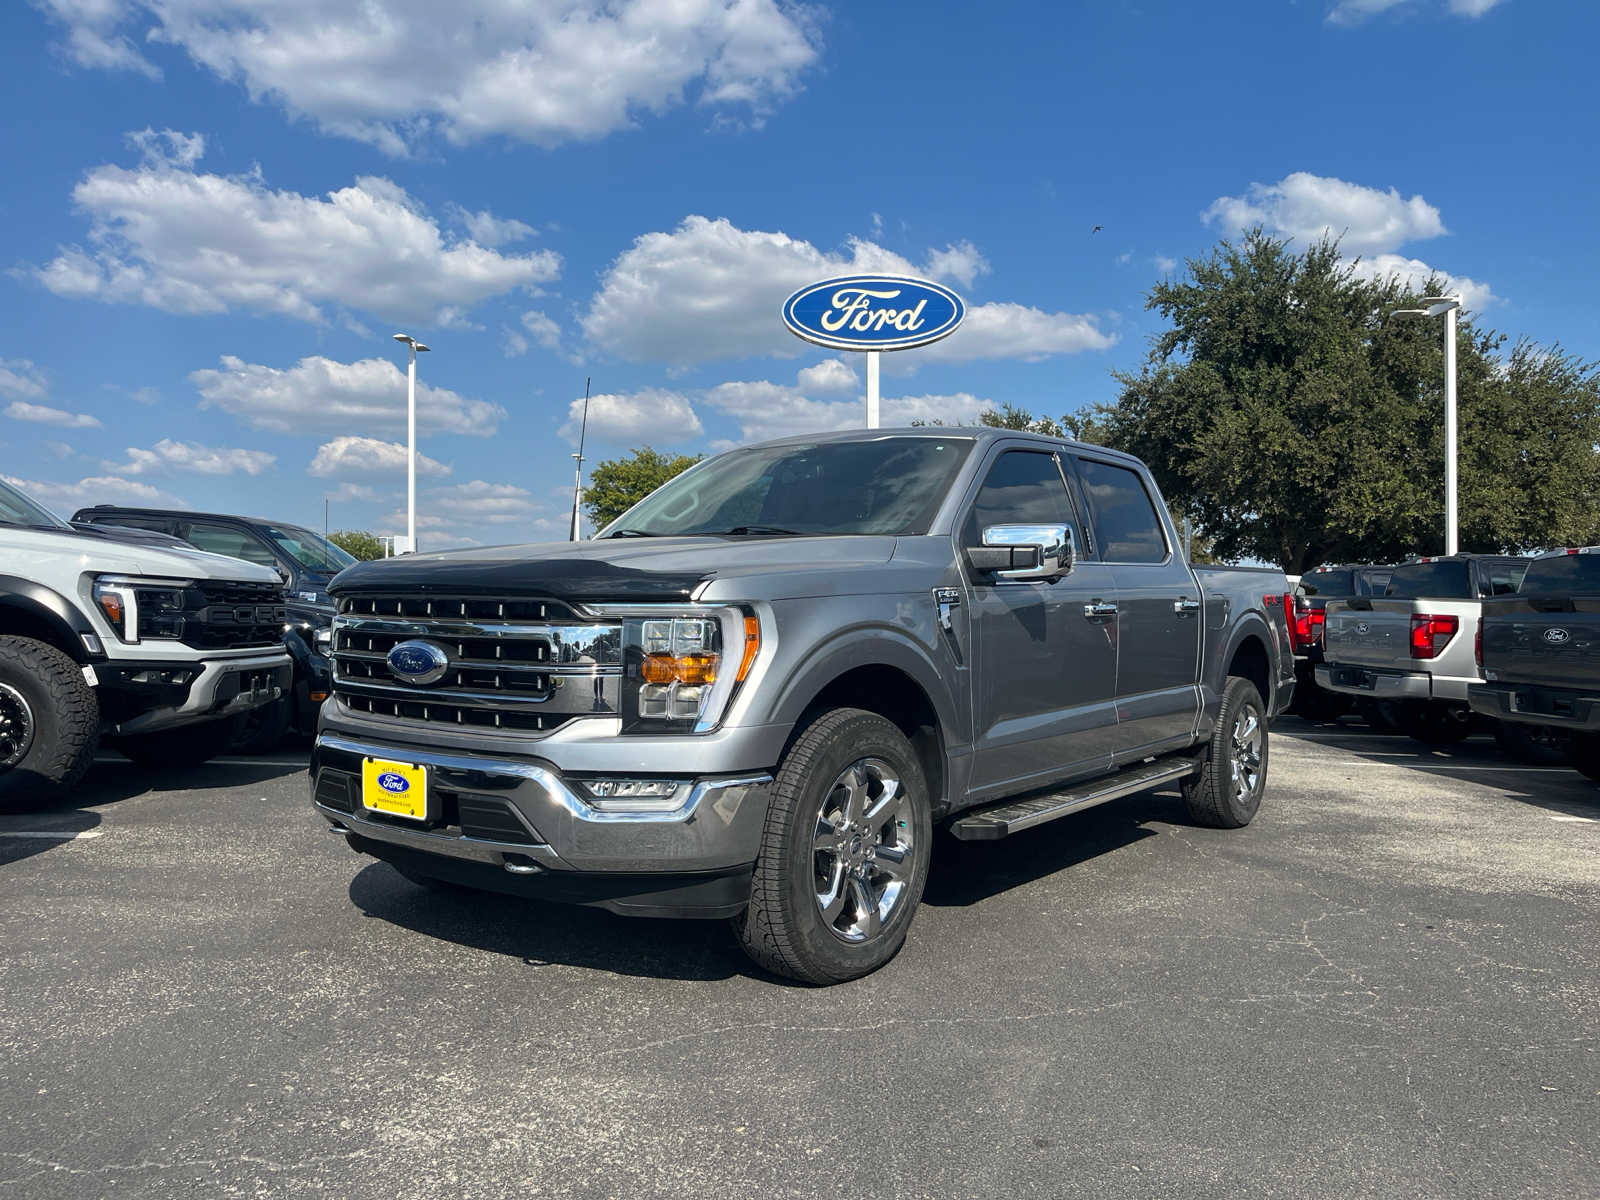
left=1315, top=664, right=1474, bottom=703
left=106, top=652, right=292, bottom=735
left=311, top=734, right=772, bottom=918
left=1468, top=682, right=1600, bottom=731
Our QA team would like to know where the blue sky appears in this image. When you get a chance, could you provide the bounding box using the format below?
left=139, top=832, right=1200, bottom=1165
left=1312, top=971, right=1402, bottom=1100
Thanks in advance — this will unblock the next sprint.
left=2, top=0, right=1593, bottom=547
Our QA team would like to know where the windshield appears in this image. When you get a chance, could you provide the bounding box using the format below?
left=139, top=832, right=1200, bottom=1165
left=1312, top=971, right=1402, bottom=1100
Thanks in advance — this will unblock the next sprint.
left=0, top=477, right=70, bottom=530
left=604, top=436, right=975, bottom=538
left=1520, top=553, right=1600, bottom=593
left=263, top=525, right=357, bottom=572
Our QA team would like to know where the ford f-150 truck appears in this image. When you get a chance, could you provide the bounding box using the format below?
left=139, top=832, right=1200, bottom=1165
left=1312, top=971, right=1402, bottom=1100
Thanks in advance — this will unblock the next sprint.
left=1469, top=548, right=1600, bottom=778
left=311, top=429, right=1295, bottom=983
left=0, top=477, right=293, bottom=805
left=1317, top=554, right=1527, bottom=743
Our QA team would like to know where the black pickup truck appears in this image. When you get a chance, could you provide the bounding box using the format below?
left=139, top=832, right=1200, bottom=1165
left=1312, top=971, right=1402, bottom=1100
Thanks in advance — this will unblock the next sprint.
left=1469, top=548, right=1600, bottom=780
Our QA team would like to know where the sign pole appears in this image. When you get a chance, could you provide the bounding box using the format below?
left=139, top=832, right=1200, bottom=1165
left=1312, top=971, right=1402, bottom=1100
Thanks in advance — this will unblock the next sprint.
left=866, top=350, right=880, bottom=429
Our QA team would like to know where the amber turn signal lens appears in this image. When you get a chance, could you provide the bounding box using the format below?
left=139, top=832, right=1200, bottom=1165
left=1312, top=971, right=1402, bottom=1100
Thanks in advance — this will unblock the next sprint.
left=640, top=654, right=679, bottom=685
left=676, top=654, right=718, bottom=685
left=736, top=615, right=760, bottom=681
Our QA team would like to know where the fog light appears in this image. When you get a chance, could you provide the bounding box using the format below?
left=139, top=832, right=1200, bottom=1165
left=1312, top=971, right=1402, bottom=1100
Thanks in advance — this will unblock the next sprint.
left=582, top=778, right=686, bottom=813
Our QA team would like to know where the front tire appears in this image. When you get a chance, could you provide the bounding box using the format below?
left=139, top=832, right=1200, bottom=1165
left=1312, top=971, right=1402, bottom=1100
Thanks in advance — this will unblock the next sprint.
left=734, top=708, right=932, bottom=985
left=1183, top=676, right=1268, bottom=828
left=0, top=636, right=99, bottom=809
left=114, top=715, right=244, bottom=768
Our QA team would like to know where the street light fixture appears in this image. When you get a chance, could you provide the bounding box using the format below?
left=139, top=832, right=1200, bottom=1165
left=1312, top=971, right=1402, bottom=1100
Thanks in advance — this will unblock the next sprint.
left=1389, top=295, right=1462, bottom=556
left=391, top=333, right=430, bottom=555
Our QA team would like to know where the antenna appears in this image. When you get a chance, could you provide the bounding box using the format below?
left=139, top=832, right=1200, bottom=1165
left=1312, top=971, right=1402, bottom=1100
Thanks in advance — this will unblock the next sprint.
left=569, top=376, right=592, bottom=541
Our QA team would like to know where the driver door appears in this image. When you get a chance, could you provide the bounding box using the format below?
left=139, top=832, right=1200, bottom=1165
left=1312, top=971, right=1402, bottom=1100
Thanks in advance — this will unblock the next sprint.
left=964, top=448, right=1120, bottom=800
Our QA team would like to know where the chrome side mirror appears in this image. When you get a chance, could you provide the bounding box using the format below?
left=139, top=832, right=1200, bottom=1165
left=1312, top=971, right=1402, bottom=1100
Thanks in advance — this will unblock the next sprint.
left=974, top=524, right=1076, bottom=581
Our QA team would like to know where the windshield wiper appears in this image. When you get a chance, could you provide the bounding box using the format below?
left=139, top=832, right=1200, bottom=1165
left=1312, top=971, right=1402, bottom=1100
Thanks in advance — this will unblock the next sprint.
left=603, top=528, right=661, bottom=538
left=715, top=525, right=803, bottom=536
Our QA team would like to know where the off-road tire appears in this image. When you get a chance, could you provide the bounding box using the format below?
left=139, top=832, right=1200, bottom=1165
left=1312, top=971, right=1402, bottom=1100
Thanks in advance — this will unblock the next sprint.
left=733, top=708, right=932, bottom=985
left=1182, top=675, right=1268, bottom=829
left=1492, top=721, right=1572, bottom=766
left=0, top=636, right=99, bottom=809
left=114, top=715, right=245, bottom=768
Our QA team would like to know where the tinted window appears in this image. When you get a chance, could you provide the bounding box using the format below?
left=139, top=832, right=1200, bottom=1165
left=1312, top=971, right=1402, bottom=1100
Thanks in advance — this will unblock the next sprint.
left=90, top=514, right=172, bottom=534
left=1075, top=458, right=1167, bottom=563
left=606, top=437, right=972, bottom=537
left=264, top=525, right=356, bottom=572
left=1358, top=568, right=1393, bottom=595
left=1385, top=561, right=1473, bottom=599
left=1520, top=554, right=1600, bottom=593
left=181, top=521, right=280, bottom=567
left=1484, top=560, right=1527, bottom=596
left=961, top=451, right=1080, bottom=551
left=1300, top=569, right=1355, bottom=597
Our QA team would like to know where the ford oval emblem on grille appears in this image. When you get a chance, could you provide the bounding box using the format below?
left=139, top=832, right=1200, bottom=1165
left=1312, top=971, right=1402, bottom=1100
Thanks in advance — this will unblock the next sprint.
left=387, top=639, right=451, bottom=685
left=1543, top=627, right=1572, bottom=645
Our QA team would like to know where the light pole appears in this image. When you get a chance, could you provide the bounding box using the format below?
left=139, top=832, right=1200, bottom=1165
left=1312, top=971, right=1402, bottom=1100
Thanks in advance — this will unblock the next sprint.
left=570, top=376, right=591, bottom=541
left=1390, top=296, right=1462, bottom=556
left=391, top=333, right=430, bottom=554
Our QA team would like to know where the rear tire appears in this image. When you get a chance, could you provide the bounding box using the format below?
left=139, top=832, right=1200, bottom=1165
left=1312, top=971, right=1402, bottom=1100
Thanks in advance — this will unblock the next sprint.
left=0, top=636, right=99, bottom=809
left=1401, top=701, right=1472, bottom=746
left=733, top=708, right=932, bottom=985
left=1492, top=721, right=1573, bottom=766
left=114, top=715, right=244, bottom=768
left=1183, top=676, right=1268, bottom=829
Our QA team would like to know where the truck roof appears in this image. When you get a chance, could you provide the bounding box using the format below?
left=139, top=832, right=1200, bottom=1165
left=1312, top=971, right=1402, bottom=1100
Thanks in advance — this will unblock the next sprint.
left=75, top=504, right=314, bottom=529
left=750, top=425, right=1149, bottom=468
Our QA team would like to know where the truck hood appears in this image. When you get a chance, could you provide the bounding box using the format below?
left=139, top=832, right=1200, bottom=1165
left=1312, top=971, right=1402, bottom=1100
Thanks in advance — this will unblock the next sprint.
left=15, top=525, right=285, bottom=583
left=329, top=536, right=900, bottom=603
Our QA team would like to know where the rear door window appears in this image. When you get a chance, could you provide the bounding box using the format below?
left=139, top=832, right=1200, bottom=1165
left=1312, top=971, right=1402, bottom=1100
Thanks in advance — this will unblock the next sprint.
left=1483, top=560, right=1527, bottom=596
left=1074, top=457, right=1168, bottom=563
left=180, top=521, right=281, bottom=568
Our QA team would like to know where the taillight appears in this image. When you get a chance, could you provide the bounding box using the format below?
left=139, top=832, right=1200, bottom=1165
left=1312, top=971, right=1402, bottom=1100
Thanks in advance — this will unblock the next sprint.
left=1409, top=613, right=1460, bottom=659
left=1310, top=608, right=1326, bottom=647
left=1474, top=617, right=1483, bottom=667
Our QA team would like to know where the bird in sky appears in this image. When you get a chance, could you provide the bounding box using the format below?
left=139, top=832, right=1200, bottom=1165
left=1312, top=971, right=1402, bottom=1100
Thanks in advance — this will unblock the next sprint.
left=1091, top=224, right=1103, bottom=233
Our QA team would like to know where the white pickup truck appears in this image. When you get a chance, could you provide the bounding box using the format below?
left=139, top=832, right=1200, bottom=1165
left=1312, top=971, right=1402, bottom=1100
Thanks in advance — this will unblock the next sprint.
left=0, top=478, right=293, bottom=805
left=1316, top=554, right=1527, bottom=743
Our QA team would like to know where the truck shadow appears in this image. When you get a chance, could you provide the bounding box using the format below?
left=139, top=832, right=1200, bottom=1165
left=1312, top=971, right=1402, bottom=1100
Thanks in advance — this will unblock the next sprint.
left=347, top=862, right=764, bottom=984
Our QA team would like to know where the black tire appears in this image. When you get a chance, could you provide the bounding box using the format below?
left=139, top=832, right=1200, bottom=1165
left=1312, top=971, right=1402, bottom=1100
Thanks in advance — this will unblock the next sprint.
left=1182, top=676, right=1268, bottom=829
left=733, top=708, right=932, bottom=985
left=1356, top=698, right=1404, bottom=734
left=230, top=695, right=292, bottom=754
left=1401, top=701, right=1473, bottom=746
left=0, top=636, right=100, bottom=809
left=114, top=714, right=245, bottom=768
left=1572, top=734, right=1600, bottom=783
left=1492, top=721, right=1573, bottom=766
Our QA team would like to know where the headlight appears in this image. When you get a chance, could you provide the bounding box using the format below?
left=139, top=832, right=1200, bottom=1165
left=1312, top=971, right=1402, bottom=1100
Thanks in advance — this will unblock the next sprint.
left=92, top=575, right=193, bottom=644
left=618, top=608, right=761, bottom=733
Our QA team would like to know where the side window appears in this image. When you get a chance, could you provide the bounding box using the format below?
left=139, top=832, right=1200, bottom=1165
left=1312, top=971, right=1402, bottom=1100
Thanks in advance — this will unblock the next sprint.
left=961, top=450, right=1082, bottom=553
left=1484, top=561, right=1525, bottom=596
left=91, top=515, right=172, bottom=534
left=180, top=521, right=280, bottom=568
left=1074, top=458, right=1168, bottom=564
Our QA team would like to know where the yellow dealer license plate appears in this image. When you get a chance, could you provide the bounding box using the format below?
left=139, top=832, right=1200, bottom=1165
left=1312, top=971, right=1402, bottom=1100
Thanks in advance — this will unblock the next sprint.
left=361, top=757, right=430, bottom=822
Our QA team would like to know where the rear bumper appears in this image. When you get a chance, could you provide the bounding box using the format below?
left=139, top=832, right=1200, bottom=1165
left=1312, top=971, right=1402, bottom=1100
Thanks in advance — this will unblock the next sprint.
left=1315, top=664, right=1473, bottom=703
left=311, top=734, right=772, bottom=918
left=1468, top=682, right=1600, bottom=731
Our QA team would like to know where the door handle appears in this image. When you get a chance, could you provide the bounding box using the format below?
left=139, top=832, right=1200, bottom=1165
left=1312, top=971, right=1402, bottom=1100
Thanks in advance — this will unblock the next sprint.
left=1173, top=596, right=1201, bottom=616
left=1083, top=600, right=1118, bottom=620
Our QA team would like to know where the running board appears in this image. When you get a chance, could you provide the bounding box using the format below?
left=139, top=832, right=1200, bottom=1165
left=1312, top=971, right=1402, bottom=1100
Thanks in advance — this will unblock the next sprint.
left=948, top=753, right=1203, bottom=841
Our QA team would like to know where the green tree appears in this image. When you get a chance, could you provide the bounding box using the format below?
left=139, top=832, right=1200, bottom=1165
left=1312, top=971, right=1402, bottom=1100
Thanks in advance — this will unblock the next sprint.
left=1093, top=231, right=1600, bottom=572
left=583, top=446, right=702, bottom=529
left=328, top=529, right=386, bottom=560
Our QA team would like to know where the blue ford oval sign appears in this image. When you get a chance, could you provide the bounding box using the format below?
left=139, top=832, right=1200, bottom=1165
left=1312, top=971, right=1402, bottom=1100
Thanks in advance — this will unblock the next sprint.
left=782, top=275, right=965, bottom=352
left=387, top=639, right=451, bottom=686
left=377, top=772, right=410, bottom=793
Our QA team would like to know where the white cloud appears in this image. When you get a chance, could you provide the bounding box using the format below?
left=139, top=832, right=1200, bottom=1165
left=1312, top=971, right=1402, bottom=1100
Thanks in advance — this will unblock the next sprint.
left=378, top=479, right=563, bottom=548
left=704, top=379, right=991, bottom=445
left=191, top=355, right=504, bottom=437
left=104, top=438, right=275, bottom=476
left=796, top=358, right=858, bottom=394
left=501, top=329, right=529, bottom=359
left=921, top=242, right=990, bottom=289
left=1204, top=171, right=1445, bottom=255
left=309, top=436, right=450, bottom=479
left=1, top=474, right=184, bottom=513
left=0, top=359, right=48, bottom=400
left=1328, top=0, right=1506, bottom=22
left=583, top=215, right=1112, bottom=364
left=4, top=400, right=102, bottom=429
left=559, top=390, right=703, bottom=444
left=34, top=132, right=560, bottom=323
left=520, top=310, right=563, bottom=351
left=1204, top=170, right=1494, bottom=308
left=36, top=1, right=820, bottom=154
left=1154, top=256, right=1177, bottom=273
left=449, top=205, right=536, bottom=247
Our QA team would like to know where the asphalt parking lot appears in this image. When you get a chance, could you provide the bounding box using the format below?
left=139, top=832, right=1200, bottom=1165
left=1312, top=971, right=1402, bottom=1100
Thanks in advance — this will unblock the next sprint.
left=1, top=718, right=1596, bottom=1199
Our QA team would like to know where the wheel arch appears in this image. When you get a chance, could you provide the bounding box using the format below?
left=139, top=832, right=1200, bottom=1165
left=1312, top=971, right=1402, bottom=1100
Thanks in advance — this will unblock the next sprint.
left=0, top=577, right=99, bottom=663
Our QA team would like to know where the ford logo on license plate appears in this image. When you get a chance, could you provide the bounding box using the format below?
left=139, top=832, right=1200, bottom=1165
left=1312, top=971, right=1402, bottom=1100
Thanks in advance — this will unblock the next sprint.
left=377, top=772, right=410, bottom=793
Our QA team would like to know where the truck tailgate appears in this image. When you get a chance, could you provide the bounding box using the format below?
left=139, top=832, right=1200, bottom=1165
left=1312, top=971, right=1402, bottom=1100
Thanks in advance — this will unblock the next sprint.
left=1323, top=600, right=1415, bottom=670
left=1481, top=596, right=1600, bottom=690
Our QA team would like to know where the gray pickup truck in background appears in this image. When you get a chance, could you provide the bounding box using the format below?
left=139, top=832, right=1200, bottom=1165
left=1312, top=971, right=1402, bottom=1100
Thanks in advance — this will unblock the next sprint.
left=1470, top=548, right=1600, bottom=776
left=311, top=429, right=1295, bottom=983
left=1318, top=554, right=1526, bottom=743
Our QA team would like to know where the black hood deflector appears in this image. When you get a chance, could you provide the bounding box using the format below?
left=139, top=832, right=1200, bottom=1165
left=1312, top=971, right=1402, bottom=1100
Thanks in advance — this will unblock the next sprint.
left=330, top=551, right=711, bottom=604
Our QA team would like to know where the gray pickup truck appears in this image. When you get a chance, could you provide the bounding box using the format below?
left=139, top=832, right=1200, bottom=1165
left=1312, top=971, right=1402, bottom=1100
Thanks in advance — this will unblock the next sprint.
left=1318, top=554, right=1526, bottom=743
left=1469, top=548, right=1600, bottom=777
left=311, top=429, right=1294, bottom=983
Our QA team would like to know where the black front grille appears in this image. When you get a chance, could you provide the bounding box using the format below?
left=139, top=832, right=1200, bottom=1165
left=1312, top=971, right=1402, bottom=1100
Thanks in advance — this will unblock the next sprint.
left=457, top=795, right=538, bottom=844
left=187, top=580, right=286, bottom=650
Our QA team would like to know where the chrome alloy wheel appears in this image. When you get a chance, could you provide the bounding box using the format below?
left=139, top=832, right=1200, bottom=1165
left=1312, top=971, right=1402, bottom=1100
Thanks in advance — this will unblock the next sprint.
left=1230, top=702, right=1264, bottom=806
left=0, top=682, right=35, bottom=770
left=813, top=757, right=916, bottom=944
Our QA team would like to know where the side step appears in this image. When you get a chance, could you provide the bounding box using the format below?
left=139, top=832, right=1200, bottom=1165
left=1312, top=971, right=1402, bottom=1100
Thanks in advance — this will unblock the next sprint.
left=948, top=753, right=1203, bottom=841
